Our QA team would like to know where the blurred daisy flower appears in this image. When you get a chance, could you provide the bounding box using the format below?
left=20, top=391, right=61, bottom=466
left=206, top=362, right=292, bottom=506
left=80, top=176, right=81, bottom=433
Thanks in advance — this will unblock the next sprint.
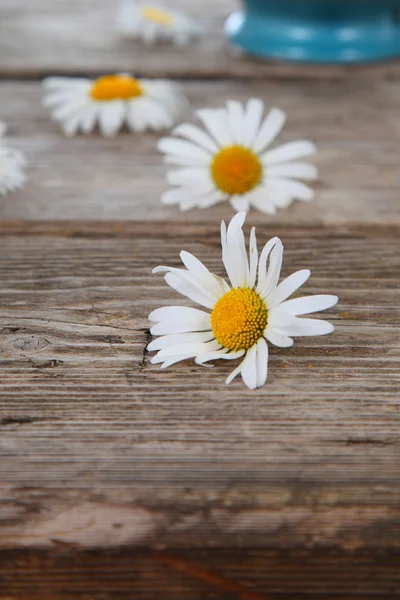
left=43, top=75, right=188, bottom=137
left=158, top=99, right=318, bottom=214
left=148, top=213, right=338, bottom=390
left=0, top=121, right=26, bottom=195
left=117, top=1, right=203, bottom=46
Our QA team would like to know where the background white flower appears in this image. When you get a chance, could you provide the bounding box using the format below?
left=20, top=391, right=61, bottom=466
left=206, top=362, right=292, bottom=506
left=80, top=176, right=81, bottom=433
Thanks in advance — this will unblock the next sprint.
left=117, top=1, right=203, bottom=46
left=43, top=75, right=188, bottom=137
left=0, top=120, right=26, bottom=196
left=148, top=213, right=338, bottom=390
left=158, top=99, right=318, bottom=214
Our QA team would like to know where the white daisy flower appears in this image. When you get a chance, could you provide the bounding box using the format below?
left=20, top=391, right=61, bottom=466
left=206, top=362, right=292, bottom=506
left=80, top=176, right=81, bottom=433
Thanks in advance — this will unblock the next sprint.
left=117, top=1, right=203, bottom=46
left=148, top=213, right=338, bottom=390
left=0, top=121, right=26, bottom=196
left=43, top=75, right=188, bottom=137
left=158, top=99, right=318, bottom=214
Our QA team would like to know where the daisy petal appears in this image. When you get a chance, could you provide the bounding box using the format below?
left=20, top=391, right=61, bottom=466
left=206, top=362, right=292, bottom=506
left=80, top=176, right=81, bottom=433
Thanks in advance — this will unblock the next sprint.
left=240, top=345, right=258, bottom=390
left=166, top=168, right=211, bottom=187
left=180, top=250, right=228, bottom=299
left=267, top=269, right=311, bottom=309
left=256, top=237, right=279, bottom=294
left=242, top=98, right=264, bottom=147
left=147, top=331, right=214, bottom=352
left=196, top=349, right=245, bottom=365
left=98, top=101, right=125, bottom=137
left=227, top=100, right=245, bottom=145
left=263, top=140, right=316, bottom=165
left=230, top=195, right=250, bottom=213
left=196, top=108, right=232, bottom=147
left=279, top=295, right=339, bottom=316
left=226, top=358, right=246, bottom=385
left=268, top=162, right=318, bottom=180
left=164, top=272, right=215, bottom=309
left=149, top=306, right=211, bottom=335
left=173, top=123, right=218, bottom=153
left=278, top=317, right=335, bottom=337
left=264, top=328, right=294, bottom=348
left=248, top=227, right=258, bottom=289
left=158, top=137, right=212, bottom=162
left=256, top=338, right=268, bottom=388
left=268, top=178, right=315, bottom=201
left=252, top=108, right=286, bottom=154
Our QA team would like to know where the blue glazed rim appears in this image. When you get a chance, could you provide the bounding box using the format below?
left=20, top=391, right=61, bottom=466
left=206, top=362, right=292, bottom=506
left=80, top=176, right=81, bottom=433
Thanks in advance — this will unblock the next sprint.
left=225, top=0, right=400, bottom=64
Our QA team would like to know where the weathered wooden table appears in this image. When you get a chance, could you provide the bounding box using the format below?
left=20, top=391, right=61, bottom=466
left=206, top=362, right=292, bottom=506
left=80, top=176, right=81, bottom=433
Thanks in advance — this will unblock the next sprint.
left=1, top=1, right=400, bottom=597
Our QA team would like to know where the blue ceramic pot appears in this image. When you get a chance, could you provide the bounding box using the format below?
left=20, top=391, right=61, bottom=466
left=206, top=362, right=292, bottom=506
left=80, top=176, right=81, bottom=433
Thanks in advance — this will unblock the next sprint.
left=225, top=0, right=400, bottom=63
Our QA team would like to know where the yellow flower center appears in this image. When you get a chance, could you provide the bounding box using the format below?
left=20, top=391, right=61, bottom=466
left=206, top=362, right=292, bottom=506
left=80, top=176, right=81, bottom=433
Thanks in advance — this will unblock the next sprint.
left=90, top=75, right=144, bottom=102
left=211, top=145, right=263, bottom=195
left=211, top=288, right=268, bottom=352
left=140, top=6, right=174, bottom=26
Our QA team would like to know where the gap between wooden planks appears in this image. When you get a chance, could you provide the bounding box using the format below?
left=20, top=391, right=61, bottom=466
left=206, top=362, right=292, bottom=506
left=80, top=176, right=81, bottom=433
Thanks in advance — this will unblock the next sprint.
left=0, top=221, right=399, bottom=551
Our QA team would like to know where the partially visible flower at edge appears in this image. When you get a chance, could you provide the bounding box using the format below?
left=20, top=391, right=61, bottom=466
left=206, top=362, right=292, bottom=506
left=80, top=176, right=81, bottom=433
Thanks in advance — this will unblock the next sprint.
left=0, top=120, right=26, bottom=196
left=148, top=212, right=338, bottom=390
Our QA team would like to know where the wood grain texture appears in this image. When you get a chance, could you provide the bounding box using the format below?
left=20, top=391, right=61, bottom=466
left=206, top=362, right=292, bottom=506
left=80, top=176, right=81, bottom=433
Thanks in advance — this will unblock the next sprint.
left=2, top=80, right=400, bottom=223
left=3, top=0, right=400, bottom=80
left=0, top=548, right=400, bottom=599
left=0, top=222, right=399, bottom=552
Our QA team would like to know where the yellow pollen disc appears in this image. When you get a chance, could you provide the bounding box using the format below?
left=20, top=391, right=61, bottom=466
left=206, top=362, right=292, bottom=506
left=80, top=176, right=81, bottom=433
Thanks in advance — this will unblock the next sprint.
left=90, top=75, right=144, bottom=102
left=211, top=145, right=262, bottom=195
left=141, top=6, right=174, bottom=26
left=211, top=288, right=268, bottom=352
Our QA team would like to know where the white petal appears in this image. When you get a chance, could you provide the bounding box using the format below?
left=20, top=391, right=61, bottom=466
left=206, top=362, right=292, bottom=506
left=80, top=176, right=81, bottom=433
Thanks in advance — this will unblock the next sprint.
left=279, top=295, right=339, bottom=316
left=161, top=186, right=212, bottom=208
left=137, top=97, right=174, bottom=131
left=98, top=102, right=125, bottom=137
left=255, top=338, right=268, bottom=388
left=266, top=269, right=311, bottom=310
left=222, top=212, right=250, bottom=288
left=62, top=113, right=84, bottom=137
left=248, top=227, right=258, bottom=289
left=149, top=306, right=211, bottom=335
left=196, top=108, right=233, bottom=147
left=195, top=349, right=245, bottom=365
left=256, top=237, right=282, bottom=297
left=242, top=99, right=264, bottom=147
left=198, top=190, right=227, bottom=209
left=226, top=100, right=245, bottom=145
left=252, top=108, right=286, bottom=154
left=226, top=362, right=243, bottom=385
left=173, top=123, right=218, bottom=153
left=147, top=331, right=214, bottom=352
left=268, top=162, right=318, bottom=181
left=248, top=187, right=278, bottom=215
left=156, top=339, right=221, bottom=359
left=230, top=195, right=250, bottom=213
left=268, top=178, right=314, bottom=202
left=263, top=140, right=316, bottom=165
left=264, top=328, right=294, bottom=348
left=240, top=346, right=258, bottom=390
left=259, top=239, right=283, bottom=299
left=158, top=137, right=212, bottom=162
left=166, top=168, right=211, bottom=187
left=165, top=272, right=215, bottom=309
left=180, top=250, right=228, bottom=300
left=278, top=317, right=335, bottom=337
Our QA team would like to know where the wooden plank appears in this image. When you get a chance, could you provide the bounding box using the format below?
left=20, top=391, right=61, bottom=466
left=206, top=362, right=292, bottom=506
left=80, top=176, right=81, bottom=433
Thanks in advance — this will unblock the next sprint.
left=0, top=222, right=399, bottom=551
left=0, top=548, right=400, bottom=599
left=2, top=80, right=400, bottom=223
left=3, top=0, right=400, bottom=79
